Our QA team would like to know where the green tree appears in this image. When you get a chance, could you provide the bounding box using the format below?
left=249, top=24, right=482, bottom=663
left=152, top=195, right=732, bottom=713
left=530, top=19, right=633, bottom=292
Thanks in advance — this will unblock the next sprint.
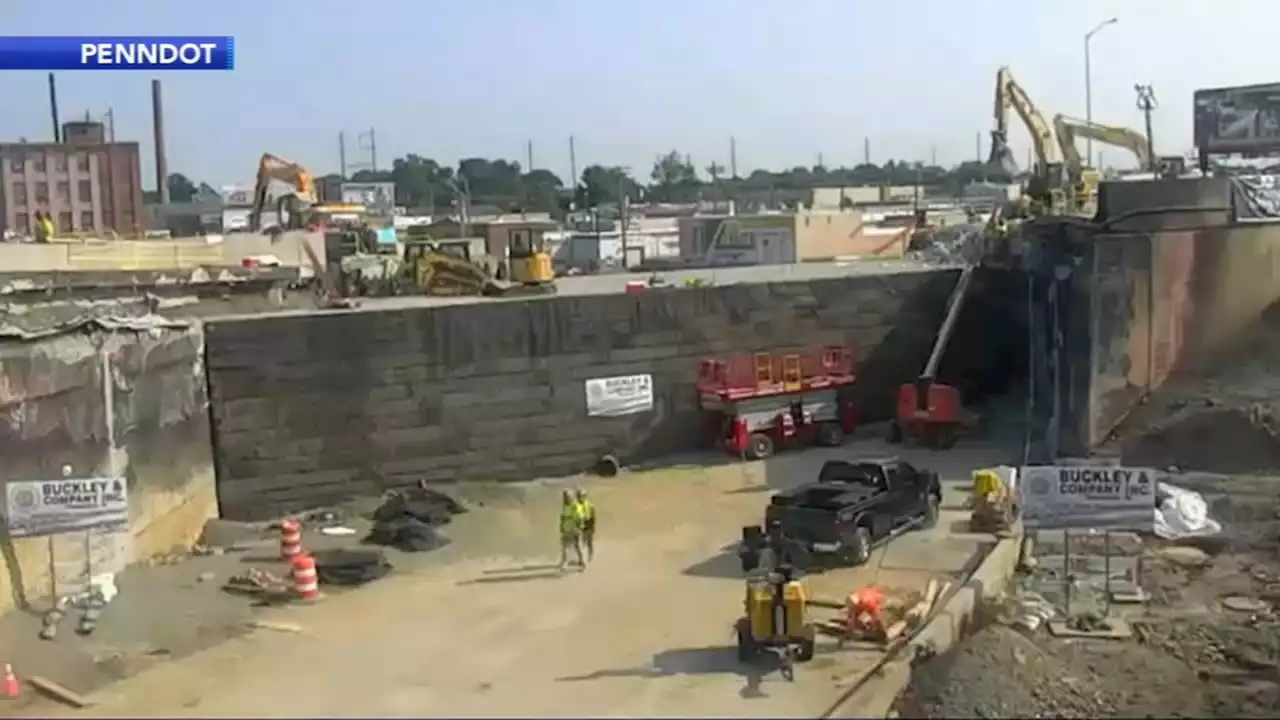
left=580, top=165, right=640, bottom=207
left=649, top=151, right=698, bottom=202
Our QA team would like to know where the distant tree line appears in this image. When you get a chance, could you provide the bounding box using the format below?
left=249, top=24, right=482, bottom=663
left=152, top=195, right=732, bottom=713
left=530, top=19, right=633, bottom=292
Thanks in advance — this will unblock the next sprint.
left=156, top=152, right=1011, bottom=215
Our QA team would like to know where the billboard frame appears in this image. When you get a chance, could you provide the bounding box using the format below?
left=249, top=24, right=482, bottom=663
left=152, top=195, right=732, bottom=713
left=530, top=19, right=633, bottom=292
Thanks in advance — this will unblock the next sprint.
left=1194, top=81, right=1280, bottom=156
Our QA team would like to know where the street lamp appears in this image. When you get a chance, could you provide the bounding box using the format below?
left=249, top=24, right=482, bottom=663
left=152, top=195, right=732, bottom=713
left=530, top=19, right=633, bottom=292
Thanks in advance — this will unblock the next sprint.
left=1085, top=17, right=1119, bottom=168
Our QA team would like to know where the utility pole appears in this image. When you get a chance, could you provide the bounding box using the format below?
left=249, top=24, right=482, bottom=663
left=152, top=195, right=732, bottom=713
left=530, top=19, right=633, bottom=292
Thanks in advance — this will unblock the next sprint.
left=729, top=136, right=738, bottom=179
left=1135, top=84, right=1158, bottom=171
left=357, top=129, right=377, bottom=172
left=1085, top=17, right=1119, bottom=167
left=569, top=135, right=578, bottom=188
left=863, top=137, right=870, bottom=165
left=931, top=146, right=937, bottom=166
left=526, top=140, right=534, bottom=170
left=816, top=152, right=825, bottom=169
left=975, top=131, right=982, bottom=162
left=339, top=132, right=347, bottom=178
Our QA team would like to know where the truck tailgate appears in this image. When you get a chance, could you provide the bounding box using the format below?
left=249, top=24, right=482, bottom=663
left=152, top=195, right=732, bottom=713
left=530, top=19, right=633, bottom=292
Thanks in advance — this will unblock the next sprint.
left=766, top=506, right=841, bottom=544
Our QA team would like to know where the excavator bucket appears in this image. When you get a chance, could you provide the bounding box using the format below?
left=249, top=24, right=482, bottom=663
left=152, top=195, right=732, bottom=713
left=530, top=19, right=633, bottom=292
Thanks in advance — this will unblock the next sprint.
left=986, top=130, right=1021, bottom=179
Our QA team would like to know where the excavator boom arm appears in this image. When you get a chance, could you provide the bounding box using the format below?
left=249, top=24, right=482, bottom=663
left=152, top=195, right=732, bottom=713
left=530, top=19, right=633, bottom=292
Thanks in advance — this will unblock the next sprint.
left=991, top=67, right=1058, bottom=172
left=1052, top=114, right=1151, bottom=173
left=249, top=153, right=318, bottom=231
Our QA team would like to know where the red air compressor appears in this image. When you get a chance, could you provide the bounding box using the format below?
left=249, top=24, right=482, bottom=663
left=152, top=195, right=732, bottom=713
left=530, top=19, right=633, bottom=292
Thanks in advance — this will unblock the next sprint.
left=697, top=346, right=860, bottom=460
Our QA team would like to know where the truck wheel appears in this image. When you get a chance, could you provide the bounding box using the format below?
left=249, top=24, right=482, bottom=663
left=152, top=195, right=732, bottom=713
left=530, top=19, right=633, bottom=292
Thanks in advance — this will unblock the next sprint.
left=814, top=422, right=846, bottom=447
left=735, top=617, right=756, bottom=662
left=921, top=493, right=940, bottom=530
left=747, top=433, right=775, bottom=460
left=887, top=421, right=903, bottom=444
left=934, top=425, right=958, bottom=450
left=840, top=526, right=872, bottom=566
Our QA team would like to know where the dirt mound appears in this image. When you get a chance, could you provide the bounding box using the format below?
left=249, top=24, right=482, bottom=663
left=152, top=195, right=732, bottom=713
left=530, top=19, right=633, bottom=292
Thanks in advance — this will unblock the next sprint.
left=1121, top=407, right=1280, bottom=474
left=895, top=624, right=1208, bottom=718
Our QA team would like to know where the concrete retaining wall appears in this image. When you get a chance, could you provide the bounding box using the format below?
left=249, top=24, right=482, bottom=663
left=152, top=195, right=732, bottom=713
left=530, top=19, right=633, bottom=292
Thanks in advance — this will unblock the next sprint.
left=205, top=269, right=996, bottom=521
left=0, top=323, right=216, bottom=615
left=1029, top=176, right=1280, bottom=453
left=1085, top=177, right=1280, bottom=446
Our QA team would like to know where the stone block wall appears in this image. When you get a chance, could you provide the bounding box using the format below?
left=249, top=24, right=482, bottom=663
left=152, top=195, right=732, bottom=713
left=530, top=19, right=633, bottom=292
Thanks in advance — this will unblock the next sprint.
left=205, top=269, right=996, bottom=520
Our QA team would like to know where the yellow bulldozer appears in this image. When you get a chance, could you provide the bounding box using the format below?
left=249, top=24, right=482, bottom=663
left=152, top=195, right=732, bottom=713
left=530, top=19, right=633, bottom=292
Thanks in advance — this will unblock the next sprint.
left=339, top=234, right=557, bottom=299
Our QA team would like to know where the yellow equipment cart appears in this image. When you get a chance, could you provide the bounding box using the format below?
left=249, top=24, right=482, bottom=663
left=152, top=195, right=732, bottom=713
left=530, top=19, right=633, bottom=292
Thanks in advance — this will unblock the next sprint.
left=735, top=568, right=816, bottom=680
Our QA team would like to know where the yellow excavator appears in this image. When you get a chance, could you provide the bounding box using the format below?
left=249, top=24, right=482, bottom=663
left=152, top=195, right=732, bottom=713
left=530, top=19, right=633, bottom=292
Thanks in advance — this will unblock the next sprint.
left=1052, top=114, right=1152, bottom=215
left=987, top=66, right=1066, bottom=215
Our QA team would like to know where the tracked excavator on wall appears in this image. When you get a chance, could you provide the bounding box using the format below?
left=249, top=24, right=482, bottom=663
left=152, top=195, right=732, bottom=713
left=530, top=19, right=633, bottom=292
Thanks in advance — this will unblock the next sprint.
left=987, top=66, right=1066, bottom=214
left=1052, top=114, right=1152, bottom=215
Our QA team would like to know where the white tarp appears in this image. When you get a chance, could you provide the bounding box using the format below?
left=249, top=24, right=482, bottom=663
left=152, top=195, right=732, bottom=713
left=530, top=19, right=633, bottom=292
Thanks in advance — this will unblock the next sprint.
left=585, top=374, right=654, bottom=417
left=4, top=476, right=129, bottom=538
left=1019, top=465, right=1157, bottom=531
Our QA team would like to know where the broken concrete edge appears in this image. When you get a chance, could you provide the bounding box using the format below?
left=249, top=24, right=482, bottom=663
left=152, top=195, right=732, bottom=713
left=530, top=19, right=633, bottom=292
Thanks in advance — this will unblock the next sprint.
left=820, top=533, right=1023, bottom=719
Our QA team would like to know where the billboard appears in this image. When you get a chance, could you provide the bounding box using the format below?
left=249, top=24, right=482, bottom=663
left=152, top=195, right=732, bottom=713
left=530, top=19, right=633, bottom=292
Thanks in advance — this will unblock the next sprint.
left=340, top=182, right=396, bottom=212
left=1194, top=82, right=1280, bottom=155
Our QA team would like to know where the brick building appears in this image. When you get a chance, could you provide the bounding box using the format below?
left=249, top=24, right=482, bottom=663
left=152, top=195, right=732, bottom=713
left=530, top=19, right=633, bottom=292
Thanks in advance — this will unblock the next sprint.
left=0, top=121, right=144, bottom=237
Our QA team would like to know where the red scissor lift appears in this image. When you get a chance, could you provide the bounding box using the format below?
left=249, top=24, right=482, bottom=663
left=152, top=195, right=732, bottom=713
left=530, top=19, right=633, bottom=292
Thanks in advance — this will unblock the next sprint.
left=697, top=346, right=859, bottom=460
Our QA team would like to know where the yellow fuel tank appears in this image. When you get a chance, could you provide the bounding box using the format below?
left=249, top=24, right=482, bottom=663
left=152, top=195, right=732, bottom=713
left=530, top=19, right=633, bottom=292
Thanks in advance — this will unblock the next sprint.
left=745, top=577, right=808, bottom=640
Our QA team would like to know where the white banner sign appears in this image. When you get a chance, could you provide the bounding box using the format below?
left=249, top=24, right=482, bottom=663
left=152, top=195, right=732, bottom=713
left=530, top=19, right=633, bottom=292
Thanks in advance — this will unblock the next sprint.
left=585, top=374, right=654, bottom=417
left=5, top=477, right=129, bottom=538
left=1019, top=465, right=1156, bottom=531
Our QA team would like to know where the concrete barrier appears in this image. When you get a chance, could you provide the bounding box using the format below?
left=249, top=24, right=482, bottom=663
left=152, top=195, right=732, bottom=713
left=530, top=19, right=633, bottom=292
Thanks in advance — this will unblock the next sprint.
left=0, top=230, right=324, bottom=275
left=823, top=533, right=1023, bottom=718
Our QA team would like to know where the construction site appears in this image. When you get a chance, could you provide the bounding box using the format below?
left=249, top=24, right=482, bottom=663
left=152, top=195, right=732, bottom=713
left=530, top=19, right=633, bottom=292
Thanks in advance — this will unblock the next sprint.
left=3, top=61, right=1280, bottom=719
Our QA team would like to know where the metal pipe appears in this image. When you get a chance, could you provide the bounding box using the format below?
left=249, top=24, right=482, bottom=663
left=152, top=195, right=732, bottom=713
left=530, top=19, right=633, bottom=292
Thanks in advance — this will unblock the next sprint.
left=151, top=79, right=169, bottom=204
left=48, top=73, right=60, bottom=142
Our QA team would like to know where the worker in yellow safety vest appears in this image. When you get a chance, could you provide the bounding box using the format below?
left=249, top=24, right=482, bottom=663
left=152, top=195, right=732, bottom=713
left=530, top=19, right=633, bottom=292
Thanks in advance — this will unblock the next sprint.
left=558, top=488, right=585, bottom=571
left=575, top=488, right=596, bottom=565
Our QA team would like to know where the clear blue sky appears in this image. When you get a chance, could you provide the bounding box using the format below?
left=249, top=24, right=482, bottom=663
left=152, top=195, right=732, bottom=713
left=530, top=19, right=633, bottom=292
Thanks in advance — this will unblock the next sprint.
left=1, top=0, right=1275, bottom=188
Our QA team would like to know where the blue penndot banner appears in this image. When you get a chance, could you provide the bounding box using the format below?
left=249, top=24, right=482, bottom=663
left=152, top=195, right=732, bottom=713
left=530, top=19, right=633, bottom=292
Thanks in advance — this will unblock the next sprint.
left=0, top=36, right=234, bottom=70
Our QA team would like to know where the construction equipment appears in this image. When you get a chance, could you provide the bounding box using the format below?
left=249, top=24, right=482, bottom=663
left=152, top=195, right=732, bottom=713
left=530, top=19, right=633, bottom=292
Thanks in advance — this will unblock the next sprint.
left=1053, top=114, right=1152, bottom=215
left=969, top=467, right=1018, bottom=534
left=735, top=566, right=816, bottom=680
left=248, top=153, right=319, bottom=232
left=889, top=266, right=977, bottom=449
left=339, top=235, right=554, bottom=299
left=988, top=67, right=1065, bottom=213
left=505, top=225, right=557, bottom=291
left=697, top=347, right=858, bottom=460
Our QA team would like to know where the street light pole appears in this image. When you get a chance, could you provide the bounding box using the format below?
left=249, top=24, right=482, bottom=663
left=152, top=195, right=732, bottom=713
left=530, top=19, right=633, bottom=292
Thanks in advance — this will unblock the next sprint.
left=1085, top=17, right=1119, bottom=169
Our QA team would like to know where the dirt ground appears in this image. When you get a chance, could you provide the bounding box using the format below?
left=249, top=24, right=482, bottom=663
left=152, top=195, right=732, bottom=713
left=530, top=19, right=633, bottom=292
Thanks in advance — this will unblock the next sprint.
left=1, top=436, right=1007, bottom=718
left=896, top=475, right=1280, bottom=717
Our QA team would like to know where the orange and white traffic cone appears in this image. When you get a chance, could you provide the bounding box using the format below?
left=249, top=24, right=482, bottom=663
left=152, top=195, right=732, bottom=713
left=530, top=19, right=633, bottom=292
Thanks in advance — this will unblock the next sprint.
left=2, top=663, right=20, bottom=698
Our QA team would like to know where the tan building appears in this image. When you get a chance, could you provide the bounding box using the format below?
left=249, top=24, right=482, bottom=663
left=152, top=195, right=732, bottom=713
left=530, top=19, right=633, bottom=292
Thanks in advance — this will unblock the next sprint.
left=678, top=210, right=908, bottom=266
left=0, top=121, right=144, bottom=237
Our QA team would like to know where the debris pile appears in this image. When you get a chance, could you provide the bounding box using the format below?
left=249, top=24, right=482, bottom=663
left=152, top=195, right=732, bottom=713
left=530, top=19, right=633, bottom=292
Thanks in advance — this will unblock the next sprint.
left=1122, top=407, right=1280, bottom=474
left=365, top=484, right=466, bottom=552
left=894, top=623, right=1209, bottom=718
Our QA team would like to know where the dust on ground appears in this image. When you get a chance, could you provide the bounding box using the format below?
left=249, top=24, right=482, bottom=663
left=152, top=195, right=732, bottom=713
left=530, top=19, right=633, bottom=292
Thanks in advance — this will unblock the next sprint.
left=0, top=481, right=541, bottom=711
left=895, top=470, right=1280, bottom=718
left=2, top=437, right=1008, bottom=718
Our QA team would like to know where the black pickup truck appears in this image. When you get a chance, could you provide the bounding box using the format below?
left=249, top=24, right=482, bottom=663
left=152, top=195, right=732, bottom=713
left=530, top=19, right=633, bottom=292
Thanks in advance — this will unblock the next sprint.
left=741, top=458, right=942, bottom=570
